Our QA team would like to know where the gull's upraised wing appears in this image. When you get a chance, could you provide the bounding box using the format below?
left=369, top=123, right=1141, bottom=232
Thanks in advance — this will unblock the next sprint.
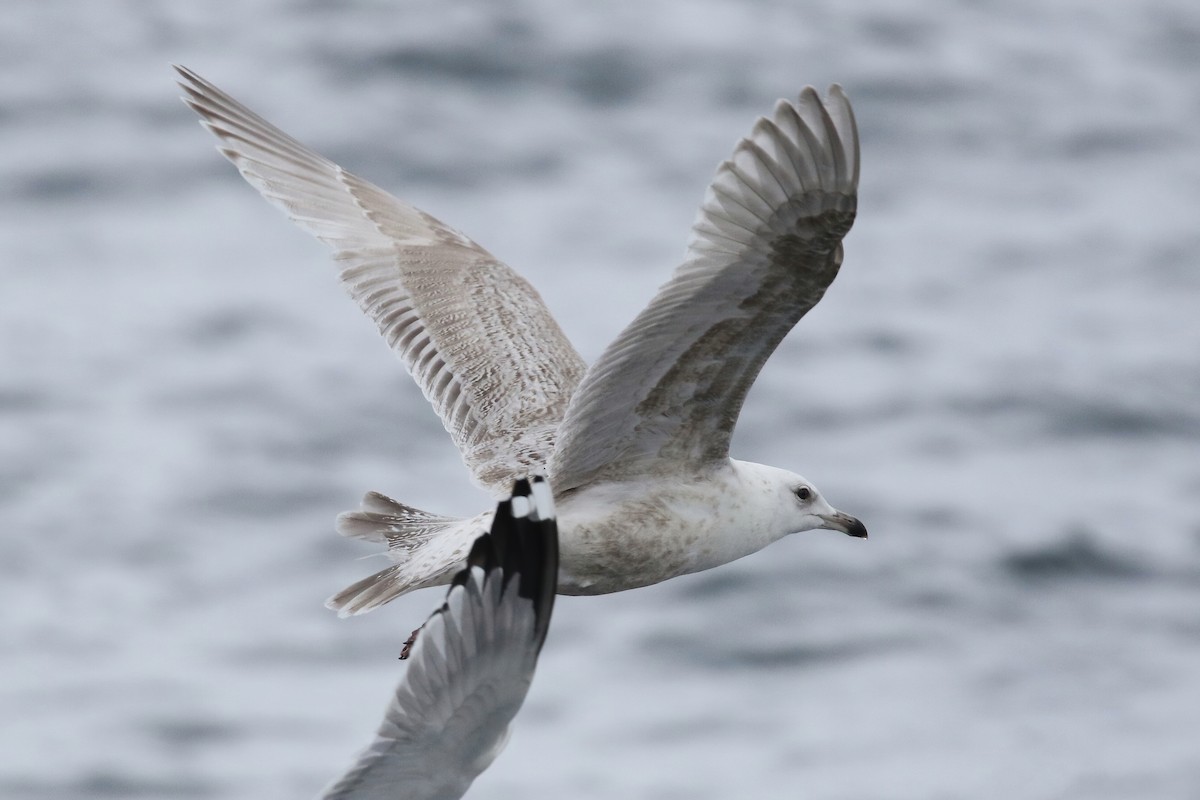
left=551, top=87, right=859, bottom=491
left=176, top=67, right=585, bottom=495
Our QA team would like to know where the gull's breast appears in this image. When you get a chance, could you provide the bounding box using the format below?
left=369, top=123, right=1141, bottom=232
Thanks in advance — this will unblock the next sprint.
left=550, top=471, right=779, bottom=595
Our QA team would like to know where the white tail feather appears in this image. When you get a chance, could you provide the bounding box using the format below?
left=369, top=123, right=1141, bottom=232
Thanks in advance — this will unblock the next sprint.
left=328, top=493, right=486, bottom=616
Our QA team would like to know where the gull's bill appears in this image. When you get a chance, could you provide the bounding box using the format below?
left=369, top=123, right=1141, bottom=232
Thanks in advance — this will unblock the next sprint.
left=319, top=477, right=558, bottom=800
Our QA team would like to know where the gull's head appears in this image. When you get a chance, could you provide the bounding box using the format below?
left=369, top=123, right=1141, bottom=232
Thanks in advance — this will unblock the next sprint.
left=741, top=462, right=867, bottom=540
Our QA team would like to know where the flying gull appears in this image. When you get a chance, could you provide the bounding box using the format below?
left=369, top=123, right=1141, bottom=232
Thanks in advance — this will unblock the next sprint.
left=320, top=476, right=558, bottom=799
left=176, top=66, right=868, bottom=615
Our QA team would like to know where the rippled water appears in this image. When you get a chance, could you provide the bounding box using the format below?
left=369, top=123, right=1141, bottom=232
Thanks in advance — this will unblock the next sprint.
left=4, top=1, right=1200, bottom=798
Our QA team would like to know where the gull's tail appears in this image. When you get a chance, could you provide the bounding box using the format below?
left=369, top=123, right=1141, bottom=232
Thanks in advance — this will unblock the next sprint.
left=327, top=492, right=482, bottom=616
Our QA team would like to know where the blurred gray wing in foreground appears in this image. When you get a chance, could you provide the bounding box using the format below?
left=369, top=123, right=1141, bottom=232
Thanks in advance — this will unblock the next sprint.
left=320, top=477, right=558, bottom=800
left=175, top=66, right=586, bottom=496
left=551, top=87, right=859, bottom=491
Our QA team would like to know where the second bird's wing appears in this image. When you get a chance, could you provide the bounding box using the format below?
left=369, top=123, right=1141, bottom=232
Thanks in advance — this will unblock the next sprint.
left=320, top=477, right=558, bottom=799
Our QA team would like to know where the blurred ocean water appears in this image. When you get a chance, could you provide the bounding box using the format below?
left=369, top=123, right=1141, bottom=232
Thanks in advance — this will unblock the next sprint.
left=3, top=1, right=1200, bottom=797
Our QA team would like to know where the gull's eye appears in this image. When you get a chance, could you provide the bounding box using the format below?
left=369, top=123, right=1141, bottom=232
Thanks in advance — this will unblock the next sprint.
left=795, top=486, right=812, bottom=501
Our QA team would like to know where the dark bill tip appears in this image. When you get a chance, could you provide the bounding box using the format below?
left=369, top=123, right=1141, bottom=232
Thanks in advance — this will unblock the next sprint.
left=819, top=511, right=868, bottom=539
left=844, top=517, right=868, bottom=539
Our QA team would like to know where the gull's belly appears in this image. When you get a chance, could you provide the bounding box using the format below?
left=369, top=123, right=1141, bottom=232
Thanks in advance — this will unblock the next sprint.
left=551, top=478, right=776, bottom=595
left=555, top=514, right=704, bottom=595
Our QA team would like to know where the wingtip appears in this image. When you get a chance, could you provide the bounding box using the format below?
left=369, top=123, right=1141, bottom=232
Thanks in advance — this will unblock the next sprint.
left=782, top=84, right=849, bottom=114
left=172, top=64, right=202, bottom=93
left=172, top=65, right=199, bottom=107
left=797, top=85, right=822, bottom=106
left=172, top=63, right=207, bottom=85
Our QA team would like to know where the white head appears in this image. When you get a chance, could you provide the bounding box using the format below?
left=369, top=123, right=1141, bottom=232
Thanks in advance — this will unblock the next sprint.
left=735, top=460, right=867, bottom=541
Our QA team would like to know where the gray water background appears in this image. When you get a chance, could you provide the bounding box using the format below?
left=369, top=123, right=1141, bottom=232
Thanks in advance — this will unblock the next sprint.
left=3, top=1, right=1200, bottom=797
